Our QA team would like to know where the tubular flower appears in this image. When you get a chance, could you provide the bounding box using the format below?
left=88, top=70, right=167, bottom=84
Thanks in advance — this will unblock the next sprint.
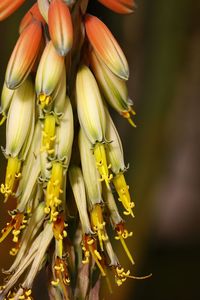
left=105, top=108, right=135, bottom=217
left=5, top=20, right=43, bottom=89
left=35, top=41, right=65, bottom=109
left=85, top=14, right=129, bottom=80
left=98, top=0, right=136, bottom=14
left=76, top=65, right=112, bottom=187
left=48, top=0, right=73, bottom=56
left=0, top=1, right=149, bottom=299
left=90, top=49, right=136, bottom=126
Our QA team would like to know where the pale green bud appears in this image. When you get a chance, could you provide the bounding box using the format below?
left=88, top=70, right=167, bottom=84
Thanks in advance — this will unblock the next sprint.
left=90, top=50, right=135, bottom=126
left=105, top=107, right=126, bottom=174
left=76, top=65, right=106, bottom=145
left=5, top=78, right=35, bottom=159
left=79, top=129, right=102, bottom=209
left=35, top=41, right=65, bottom=109
left=55, top=98, right=73, bottom=167
left=16, top=122, right=41, bottom=210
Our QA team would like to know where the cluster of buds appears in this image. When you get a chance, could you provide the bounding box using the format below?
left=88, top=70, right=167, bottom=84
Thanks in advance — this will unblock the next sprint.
left=0, top=0, right=150, bottom=299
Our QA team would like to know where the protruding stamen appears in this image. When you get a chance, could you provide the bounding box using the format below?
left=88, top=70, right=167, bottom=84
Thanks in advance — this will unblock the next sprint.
left=82, top=235, right=106, bottom=277
left=112, top=172, right=135, bottom=217
left=94, top=142, right=113, bottom=188
left=38, top=93, right=52, bottom=110
left=90, top=204, right=108, bottom=251
left=45, top=162, right=63, bottom=222
left=115, top=222, right=134, bottom=265
left=41, top=114, right=56, bottom=154
left=0, top=157, right=21, bottom=201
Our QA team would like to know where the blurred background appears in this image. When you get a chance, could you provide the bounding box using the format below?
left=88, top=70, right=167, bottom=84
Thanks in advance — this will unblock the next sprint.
left=1, top=0, right=200, bottom=299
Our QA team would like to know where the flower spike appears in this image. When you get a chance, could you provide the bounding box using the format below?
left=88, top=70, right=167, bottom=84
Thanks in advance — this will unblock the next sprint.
left=48, top=0, right=73, bottom=56
left=98, top=0, right=135, bottom=14
left=85, top=14, right=129, bottom=80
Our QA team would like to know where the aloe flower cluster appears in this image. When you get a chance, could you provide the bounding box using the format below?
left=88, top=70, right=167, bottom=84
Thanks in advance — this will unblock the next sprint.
left=0, top=0, right=139, bottom=299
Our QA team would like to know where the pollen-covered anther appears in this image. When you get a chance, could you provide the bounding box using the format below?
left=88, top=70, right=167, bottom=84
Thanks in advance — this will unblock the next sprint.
left=9, top=247, right=19, bottom=256
left=0, top=157, right=21, bottom=201
left=113, top=172, right=135, bottom=217
left=18, top=288, right=33, bottom=300
left=91, top=204, right=108, bottom=251
left=94, top=143, right=113, bottom=188
left=38, top=93, right=52, bottom=110
left=45, top=162, right=63, bottom=222
left=113, top=266, right=132, bottom=286
left=115, top=222, right=134, bottom=265
left=82, top=235, right=106, bottom=276
left=52, top=257, right=70, bottom=287
left=0, top=212, right=27, bottom=246
left=121, top=109, right=136, bottom=127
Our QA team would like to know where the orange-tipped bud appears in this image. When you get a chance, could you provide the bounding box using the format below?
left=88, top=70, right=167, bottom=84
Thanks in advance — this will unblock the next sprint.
left=19, top=3, right=45, bottom=33
left=5, top=21, right=42, bottom=89
left=48, top=0, right=73, bottom=56
left=0, top=0, right=25, bottom=21
left=98, top=0, right=135, bottom=14
left=85, top=14, right=129, bottom=80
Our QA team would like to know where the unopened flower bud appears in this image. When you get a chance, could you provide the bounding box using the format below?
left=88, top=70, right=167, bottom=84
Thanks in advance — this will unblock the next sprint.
left=36, top=41, right=65, bottom=109
left=79, top=129, right=102, bottom=208
left=5, top=78, right=35, bottom=159
left=48, top=0, right=73, bottom=56
left=90, top=50, right=136, bottom=126
left=76, top=65, right=106, bottom=144
left=85, top=14, right=129, bottom=80
left=5, top=21, right=42, bottom=89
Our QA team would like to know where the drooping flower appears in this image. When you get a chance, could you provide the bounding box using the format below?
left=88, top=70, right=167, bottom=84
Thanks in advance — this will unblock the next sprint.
left=85, top=14, right=129, bottom=80
left=5, top=21, right=43, bottom=89
left=48, top=0, right=73, bottom=56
